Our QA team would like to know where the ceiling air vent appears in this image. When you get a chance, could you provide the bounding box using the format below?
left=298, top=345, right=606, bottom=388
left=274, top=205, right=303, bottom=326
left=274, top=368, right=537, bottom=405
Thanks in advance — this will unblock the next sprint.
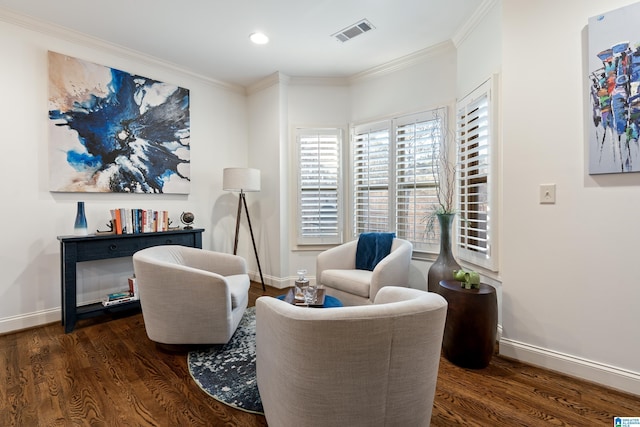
left=332, top=19, right=375, bottom=43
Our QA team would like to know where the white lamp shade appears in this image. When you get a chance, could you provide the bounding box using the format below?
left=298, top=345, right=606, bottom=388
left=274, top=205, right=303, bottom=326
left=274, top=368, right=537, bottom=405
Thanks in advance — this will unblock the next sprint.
left=223, top=168, right=261, bottom=192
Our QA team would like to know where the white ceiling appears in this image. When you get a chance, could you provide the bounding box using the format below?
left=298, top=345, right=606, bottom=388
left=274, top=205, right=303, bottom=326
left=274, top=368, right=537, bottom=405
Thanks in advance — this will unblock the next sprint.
left=0, top=0, right=485, bottom=88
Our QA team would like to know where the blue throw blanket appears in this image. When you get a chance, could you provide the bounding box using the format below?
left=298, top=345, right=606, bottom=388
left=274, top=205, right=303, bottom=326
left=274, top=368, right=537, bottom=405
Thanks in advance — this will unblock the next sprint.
left=355, top=232, right=396, bottom=271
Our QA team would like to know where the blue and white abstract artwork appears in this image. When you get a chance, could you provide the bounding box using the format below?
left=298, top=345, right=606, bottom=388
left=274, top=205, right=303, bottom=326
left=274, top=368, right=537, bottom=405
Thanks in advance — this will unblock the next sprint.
left=48, top=51, right=190, bottom=193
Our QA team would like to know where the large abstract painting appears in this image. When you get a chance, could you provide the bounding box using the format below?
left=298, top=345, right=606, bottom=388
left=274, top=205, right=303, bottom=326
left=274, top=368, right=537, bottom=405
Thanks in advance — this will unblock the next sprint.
left=588, top=3, right=640, bottom=174
left=48, top=51, right=190, bottom=193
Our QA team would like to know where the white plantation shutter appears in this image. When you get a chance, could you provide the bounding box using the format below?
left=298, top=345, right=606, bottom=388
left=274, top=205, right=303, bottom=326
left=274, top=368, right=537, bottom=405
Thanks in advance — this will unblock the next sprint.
left=296, top=128, right=342, bottom=245
left=351, top=108, right=445, bottom=251
left=394, top=109, right=444, bottom=251
left=353, top=121, right=391, bottom=235
left=456, top=78, right=498, bottom=271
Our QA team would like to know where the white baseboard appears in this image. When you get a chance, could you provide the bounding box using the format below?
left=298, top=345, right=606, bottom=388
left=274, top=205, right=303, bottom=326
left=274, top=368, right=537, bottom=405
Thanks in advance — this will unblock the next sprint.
left=499, top=338, right=640, bottom=396
left=0, top=270, right=287, bottom=335
left=248, top=271, right=295, bottom=290
left=0, top=308, right=60, bottom=335
left=4, top=306, right=638, bottom=397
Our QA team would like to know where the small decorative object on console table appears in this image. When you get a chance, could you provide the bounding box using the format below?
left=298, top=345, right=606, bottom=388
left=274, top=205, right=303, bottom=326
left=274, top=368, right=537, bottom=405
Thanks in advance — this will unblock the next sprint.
left=180, top=211, right=195, bottom=229
left=96, top=219, right=115, bottom=234
left=74, top=201, right=88, bottom=236
left=437, top=279, right=497, bottom=369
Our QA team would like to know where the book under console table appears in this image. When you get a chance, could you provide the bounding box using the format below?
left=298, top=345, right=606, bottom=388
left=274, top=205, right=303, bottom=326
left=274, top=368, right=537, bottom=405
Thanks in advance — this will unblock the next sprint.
left=58, top=228, right=204, bottom=333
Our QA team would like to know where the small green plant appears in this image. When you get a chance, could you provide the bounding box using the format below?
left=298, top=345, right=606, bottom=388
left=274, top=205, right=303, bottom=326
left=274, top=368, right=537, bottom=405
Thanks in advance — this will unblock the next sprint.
left=453, top=268, right=480, bottom=289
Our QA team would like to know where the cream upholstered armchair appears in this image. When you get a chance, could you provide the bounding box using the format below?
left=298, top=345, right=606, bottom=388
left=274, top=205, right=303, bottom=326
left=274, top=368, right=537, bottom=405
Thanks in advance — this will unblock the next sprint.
left=256, top=287, right=447, bottom=427
left=316, top=234, right=413, bottom=306
left=132, top=245, right=249, bottom=345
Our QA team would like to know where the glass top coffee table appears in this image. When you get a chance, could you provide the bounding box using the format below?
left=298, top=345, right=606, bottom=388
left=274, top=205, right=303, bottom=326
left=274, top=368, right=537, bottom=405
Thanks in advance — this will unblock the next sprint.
left=277, top=288, right=343, bottom=308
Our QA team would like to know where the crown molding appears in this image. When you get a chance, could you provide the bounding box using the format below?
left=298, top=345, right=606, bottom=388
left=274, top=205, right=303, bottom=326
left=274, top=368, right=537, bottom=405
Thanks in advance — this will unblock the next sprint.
left=289, top=76, right=350, bottom=87
left=1, top=1, right=498, bottom=94
left=348, top=40, right=455, bottom=84
left=452, top=0, right=499, bottom=48
left=246, top=72, right=292, bottom=95
left=0, top=6, right=245, bottom=94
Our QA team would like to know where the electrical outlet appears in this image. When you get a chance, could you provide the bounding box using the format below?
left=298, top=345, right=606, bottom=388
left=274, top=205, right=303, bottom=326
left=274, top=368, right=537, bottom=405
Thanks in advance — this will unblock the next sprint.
left=540, top=184, right=556, bottom=204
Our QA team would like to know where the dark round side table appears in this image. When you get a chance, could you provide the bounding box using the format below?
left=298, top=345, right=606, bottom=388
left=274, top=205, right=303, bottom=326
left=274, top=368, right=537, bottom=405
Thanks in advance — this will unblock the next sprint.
left=437, top=280, right=498, bottom=369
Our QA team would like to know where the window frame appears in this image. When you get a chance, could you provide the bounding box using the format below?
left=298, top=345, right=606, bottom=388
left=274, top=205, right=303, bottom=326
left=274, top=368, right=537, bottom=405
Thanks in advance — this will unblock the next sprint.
left=294, top=127, right=344, bottom=246
left=350, top=107, right=447, bottom=253
left=455, top=76, right=499, bottom=271
left=352, top=120, right=392, bottom=236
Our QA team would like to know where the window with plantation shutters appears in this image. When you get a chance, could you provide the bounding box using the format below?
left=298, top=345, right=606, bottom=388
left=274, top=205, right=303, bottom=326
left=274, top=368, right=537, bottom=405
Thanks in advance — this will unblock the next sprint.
left=296, top=128, right=342, bottom=245
left=352, top=108, right=445, bottom=252
left=456, top=78, right=498, bottom=271
left=394, top=109, right=445, bottom=251
left=353, top=121, right=391, bottom=235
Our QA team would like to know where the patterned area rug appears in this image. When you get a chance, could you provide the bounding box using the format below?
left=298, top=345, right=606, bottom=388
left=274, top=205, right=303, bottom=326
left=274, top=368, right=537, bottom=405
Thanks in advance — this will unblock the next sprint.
left=187, top=307, right=263, bottom=414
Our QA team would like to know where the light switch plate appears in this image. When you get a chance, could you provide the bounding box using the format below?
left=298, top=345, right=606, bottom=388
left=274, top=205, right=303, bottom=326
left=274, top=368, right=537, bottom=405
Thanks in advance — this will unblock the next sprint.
left=540, top=184, right=556, bottom=204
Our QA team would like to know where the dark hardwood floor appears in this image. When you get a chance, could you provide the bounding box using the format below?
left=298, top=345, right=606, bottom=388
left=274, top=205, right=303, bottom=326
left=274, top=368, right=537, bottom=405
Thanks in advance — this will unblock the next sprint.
left=0, top=282, right=637, bottom=426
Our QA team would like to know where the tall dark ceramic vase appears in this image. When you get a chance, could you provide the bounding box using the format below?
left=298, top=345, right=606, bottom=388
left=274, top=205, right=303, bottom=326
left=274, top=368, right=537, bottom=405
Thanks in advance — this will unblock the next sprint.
left=427, top=213, right=461, bottom=293
left=74, top=201, right=88, bottom=236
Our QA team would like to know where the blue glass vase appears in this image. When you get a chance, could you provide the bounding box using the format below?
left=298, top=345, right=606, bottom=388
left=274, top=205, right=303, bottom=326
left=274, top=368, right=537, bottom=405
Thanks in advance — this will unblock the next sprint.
left=74, top=201, right=88, bottom=235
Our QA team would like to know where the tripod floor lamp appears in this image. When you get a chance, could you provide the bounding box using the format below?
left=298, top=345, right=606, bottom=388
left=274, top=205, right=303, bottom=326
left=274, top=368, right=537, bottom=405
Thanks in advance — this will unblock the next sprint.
left=223, top=168, right=265, bottom=291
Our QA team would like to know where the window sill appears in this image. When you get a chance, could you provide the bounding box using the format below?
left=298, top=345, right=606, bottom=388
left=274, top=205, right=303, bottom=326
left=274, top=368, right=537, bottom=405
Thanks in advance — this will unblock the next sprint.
left=291, top=243, right=342, bottom=252
left=411, top=250, right=438, bottom=262
left=412, top=250, right=500, bottom=281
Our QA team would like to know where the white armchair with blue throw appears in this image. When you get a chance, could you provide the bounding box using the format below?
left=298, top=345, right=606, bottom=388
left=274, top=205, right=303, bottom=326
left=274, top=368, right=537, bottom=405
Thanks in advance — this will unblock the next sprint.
left=316, top=233, right=413, bottom=306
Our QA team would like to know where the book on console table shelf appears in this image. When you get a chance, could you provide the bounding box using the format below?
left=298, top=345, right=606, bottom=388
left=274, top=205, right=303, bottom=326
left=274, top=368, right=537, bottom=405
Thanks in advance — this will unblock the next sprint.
left=101, top=275, right=140, bottom=306
left=110, top=208, right=170, bottom=235
left=102, top=295, right=138, bottom=307
left=107, top=291, right=132, bottom=301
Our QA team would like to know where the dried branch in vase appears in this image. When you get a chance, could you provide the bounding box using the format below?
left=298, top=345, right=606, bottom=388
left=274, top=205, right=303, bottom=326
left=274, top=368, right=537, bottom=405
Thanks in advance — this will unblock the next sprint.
left=425, top=108, right=458, bottom=236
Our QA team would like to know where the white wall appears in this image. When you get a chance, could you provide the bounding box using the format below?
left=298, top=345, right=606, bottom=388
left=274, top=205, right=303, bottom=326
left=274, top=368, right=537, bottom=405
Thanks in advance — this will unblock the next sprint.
left=247, top=77, right=352, bottom=287
left=0, top=13, right=248, bottom=332
left=349, top=43, right=457, bottom=124
left=246, top=76, right=287, bottom=285
left=286, top=79, right=351, bottom=283
left=456, top=0, right=502, bottom=98
left=501, top=0, right=640, bottom=394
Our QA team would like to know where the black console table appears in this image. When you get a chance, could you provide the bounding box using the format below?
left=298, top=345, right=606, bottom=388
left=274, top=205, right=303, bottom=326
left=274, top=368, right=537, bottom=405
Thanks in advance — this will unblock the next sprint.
left=58, top=228, right=204, bottom=333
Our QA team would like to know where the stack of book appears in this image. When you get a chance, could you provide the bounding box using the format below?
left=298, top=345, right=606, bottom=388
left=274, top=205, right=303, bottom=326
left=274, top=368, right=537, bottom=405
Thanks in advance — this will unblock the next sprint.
left=101, top=276, right=139, bottom=306
left=102, top=291, right=137, bottom=306
left=110, top=208, right=170, bottom=234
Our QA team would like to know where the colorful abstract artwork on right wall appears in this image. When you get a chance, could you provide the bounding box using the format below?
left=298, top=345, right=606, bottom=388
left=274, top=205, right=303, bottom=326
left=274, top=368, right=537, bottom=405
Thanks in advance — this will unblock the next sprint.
left=588, top=2, right=640, bottom=174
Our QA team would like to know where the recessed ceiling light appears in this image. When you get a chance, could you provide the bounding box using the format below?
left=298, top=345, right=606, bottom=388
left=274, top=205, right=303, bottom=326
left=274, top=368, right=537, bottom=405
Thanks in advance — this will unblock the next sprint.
left=249, top=32, right=269, bottom=45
